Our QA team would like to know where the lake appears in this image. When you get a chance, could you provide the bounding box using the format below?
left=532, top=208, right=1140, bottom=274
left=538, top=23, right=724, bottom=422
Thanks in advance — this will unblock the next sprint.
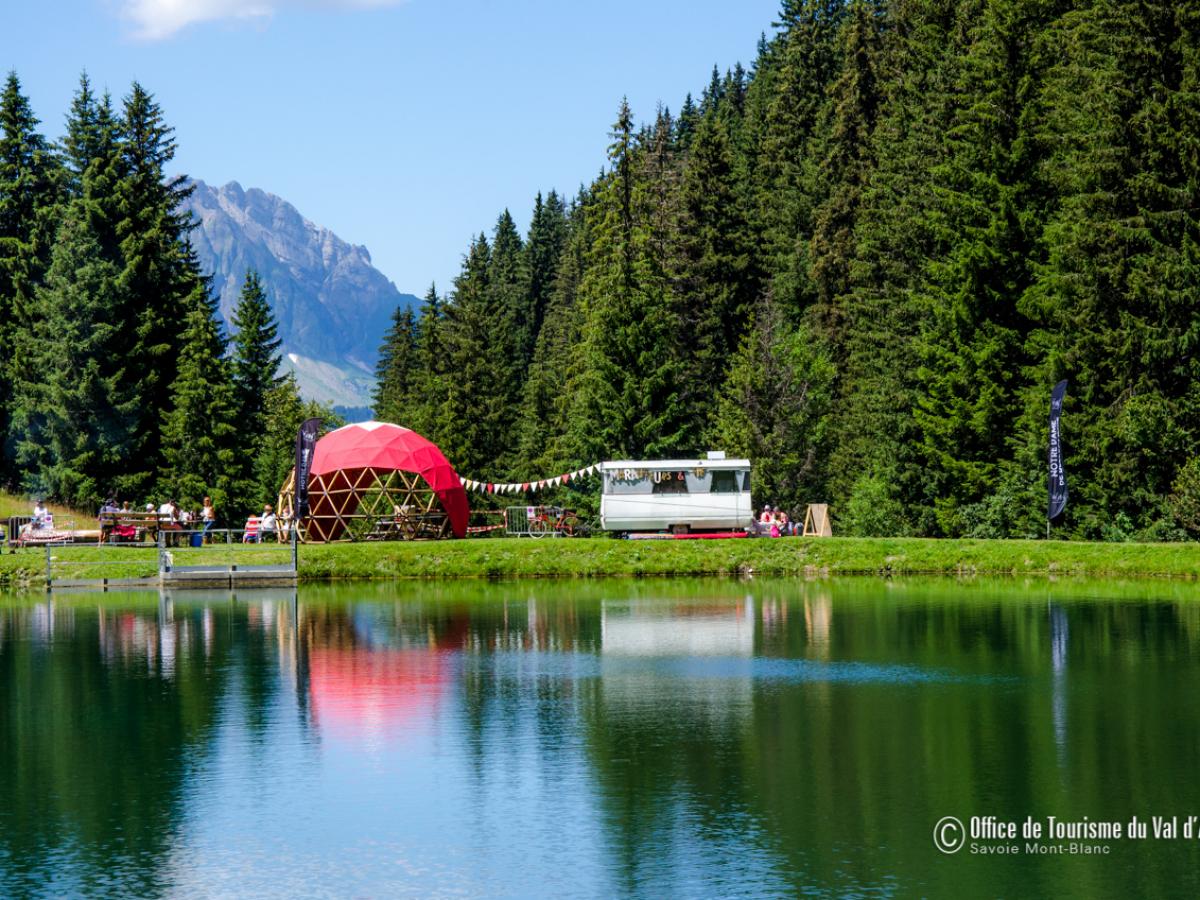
left=2, top=577, right=1200, bottom=897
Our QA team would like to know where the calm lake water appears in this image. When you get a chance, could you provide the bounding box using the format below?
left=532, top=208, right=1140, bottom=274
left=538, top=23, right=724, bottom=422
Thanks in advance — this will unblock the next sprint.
left=3, top=577, right=1200, bottom=898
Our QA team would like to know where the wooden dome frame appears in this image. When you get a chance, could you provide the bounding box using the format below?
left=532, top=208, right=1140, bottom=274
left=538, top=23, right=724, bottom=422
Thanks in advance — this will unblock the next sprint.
left=278, top=466, right=453, bottom=542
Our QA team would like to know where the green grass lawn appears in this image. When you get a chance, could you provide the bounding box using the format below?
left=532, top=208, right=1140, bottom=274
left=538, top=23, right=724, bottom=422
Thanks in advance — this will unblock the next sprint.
left=5, top=534, right=1200, bottom=591
left=294, top=535, right=1200, bottom=580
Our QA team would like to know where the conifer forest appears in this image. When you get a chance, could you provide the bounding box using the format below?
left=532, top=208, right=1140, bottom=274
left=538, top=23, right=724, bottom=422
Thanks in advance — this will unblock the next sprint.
left=5, top=0, right=1200, bottom=537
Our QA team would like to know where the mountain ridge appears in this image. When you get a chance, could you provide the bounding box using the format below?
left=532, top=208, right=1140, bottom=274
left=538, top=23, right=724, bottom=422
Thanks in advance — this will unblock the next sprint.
left=183, top=178, right=417, bottom=408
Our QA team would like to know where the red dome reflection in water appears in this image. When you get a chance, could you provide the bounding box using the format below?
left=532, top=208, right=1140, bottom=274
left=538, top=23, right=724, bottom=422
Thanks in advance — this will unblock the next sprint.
left=308, top=648, right=449, bottom=743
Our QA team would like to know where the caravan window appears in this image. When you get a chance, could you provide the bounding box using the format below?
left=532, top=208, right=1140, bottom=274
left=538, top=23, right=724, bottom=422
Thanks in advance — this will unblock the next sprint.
left=605, top=472, right=651, bottom=495
left=651, top=471, right=689, bottom=494
left=711, top=471, right=740, bottom=493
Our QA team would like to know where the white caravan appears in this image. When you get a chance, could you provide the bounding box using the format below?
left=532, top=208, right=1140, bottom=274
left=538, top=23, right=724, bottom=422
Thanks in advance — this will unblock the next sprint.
left=599, top=455, right=753, bottom=533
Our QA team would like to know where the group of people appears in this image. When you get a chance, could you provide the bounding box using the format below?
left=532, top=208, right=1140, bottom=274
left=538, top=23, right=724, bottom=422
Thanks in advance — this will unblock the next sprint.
left=95, top=495, right=222, bottom=541
left=243, top=504, right=283, bottom=543
left=757, top=504, right=797, bottom=537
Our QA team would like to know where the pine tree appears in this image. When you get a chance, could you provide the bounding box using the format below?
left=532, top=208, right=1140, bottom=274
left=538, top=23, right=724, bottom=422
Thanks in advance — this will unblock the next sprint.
left=60, top=72, right=112, bottom=198
left=408, top=284, right=447, bottom=442
left=518, top=194, right=590, bottom=473
left=253, top=373, right=343, bottom=513
left=754, top=0, right=845, bottom=310
left=806, top=0, right=884, bottom=347
left=915, top=0, right=1055, bottom=535
left=523, top=190, right=568, bottom=364
left=565, top=100, right=688, bottom=461
left=825, top=0, right=962, bottom=535
left=672, top=113, right=759, bottom=434
left=113, top=82, right=195, bottom=496
left=159, top=280, right=239, bottom=511
left=0, top=71, right=62, bottom=484
left=709, top=290, right=835, bottom=513
left=12, top=203, right=137, bottom=507
left=230, top=269, right=282, bottom=431
left=440, top=234, right=502, bottom=477
left=372, top=304, right=418, bottom=423
left=1020, top=0, right=1200, bottom=537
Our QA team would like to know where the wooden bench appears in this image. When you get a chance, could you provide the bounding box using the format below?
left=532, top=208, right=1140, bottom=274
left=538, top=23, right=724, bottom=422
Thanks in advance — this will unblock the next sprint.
left=98, top=511, right=169, bottom=544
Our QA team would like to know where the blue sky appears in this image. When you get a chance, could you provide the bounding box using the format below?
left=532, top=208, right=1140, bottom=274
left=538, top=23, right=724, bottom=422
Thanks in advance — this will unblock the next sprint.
left=8, top=0, right=780, bottom=295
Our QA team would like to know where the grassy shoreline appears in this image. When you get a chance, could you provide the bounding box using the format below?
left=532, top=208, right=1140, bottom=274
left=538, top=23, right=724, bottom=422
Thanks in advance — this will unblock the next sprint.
left=5, top=536, right=1200, bottom=590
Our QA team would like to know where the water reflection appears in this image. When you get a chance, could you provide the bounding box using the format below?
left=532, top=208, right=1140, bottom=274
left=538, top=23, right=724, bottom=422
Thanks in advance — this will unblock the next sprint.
left=1, top=579, right=1200, bottom=897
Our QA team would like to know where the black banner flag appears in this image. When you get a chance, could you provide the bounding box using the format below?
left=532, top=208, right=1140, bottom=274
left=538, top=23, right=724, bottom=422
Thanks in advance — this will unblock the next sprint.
left=294, top=417, right=322, bottom=522
left=1048, top=380, right=1068, bottom=521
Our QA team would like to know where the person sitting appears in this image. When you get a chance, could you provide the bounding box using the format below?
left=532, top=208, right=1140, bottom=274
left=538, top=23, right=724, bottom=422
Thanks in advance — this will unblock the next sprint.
left=242, top=515, right=261, bottom=543
left=778, top=510, right=792, bottom=536
left=258, top=504, right=278, bottom=543
left=31, top=500, right=50, bottom=530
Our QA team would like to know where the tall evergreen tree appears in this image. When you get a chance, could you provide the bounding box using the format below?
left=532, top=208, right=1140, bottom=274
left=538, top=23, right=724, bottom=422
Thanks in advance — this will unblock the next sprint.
left=159, top=280, right=239, bottom=511
left=915, top=0, right=1054, bottom=535
left=408, top=283, right=447, bottom=442
left=672, top=113, right=759, bottom=433
left=565, top=99, right=688, bottom=461
left=523, top=190, right=569, bottom=365
left=60, top=72, right=112, bottom=198
left=1019, top=0, right=1200, bottom=537
left=806, top=0, right=884, bottom=347
left=112, top=82, right=195, bottom=496
left=253, top=373, right=342, bottom=514
left=230, top=269, right=282, bottom=431
left=754, top=0, right=846, bottom=310
left=0, top=71, right=61, bottom=483
left=13, top=204, right=137, bottom=507
left=710, top=291, right=835, bottom=513
left=372, top=304, right=419, bottom=424
left=518, top=194, right=590, bottom=473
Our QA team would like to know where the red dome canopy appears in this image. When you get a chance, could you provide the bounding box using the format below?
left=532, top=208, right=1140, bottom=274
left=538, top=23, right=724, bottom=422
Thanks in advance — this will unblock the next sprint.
left=309, top=421, right=469, bottom=538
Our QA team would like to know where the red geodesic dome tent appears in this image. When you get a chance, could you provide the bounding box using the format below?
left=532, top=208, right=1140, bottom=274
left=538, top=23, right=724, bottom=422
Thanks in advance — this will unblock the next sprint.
left=278, top=421, right=469, bottom=541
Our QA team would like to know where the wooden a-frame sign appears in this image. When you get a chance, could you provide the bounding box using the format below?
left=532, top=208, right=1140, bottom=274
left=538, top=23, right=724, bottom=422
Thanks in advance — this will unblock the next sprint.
left=803, top=503, right=832, bottom=537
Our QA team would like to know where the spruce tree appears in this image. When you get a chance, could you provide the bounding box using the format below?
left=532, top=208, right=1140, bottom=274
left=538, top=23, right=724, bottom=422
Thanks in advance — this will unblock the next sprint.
left=60, top=72, right=110, bottom=198
left=1020, top=0, right=1200, bottom=537
left=709, top=291, right=835, bottom=513
left=0, top=71, right=61, bottom=484
left=159, top=280, right=239, bottom=511
left=253, top=373, right=343, bottom=513
left=13, top=204, right=136, bottom=507
left=523, top=190, right=568, bottom=365
left=565, top=99, right=688, bottom=461
left=372, top=304, right=418, bottom=424
left=754, top=0, right=845, bottom=310
left=806, top=0, right=884, bottom=347
left=231, top=269, right=283, bottom=431
left=439, top=234, right=500, bottom=476
left=672, top=113, right=758, bottom=433
left=518, top=195, right=589, bottom=474
left=408, top=284, right=447, bottom=442
left=113, top=82, right=195, bottom=496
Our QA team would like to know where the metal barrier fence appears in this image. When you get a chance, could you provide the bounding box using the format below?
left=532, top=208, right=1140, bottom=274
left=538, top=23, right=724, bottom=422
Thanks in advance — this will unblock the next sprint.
left=36, top=529, right=297, bottom=589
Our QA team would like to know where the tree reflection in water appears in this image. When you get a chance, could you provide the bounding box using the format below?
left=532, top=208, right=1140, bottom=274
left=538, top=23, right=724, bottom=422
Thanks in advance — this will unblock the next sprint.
left=2, top=579, right=1200, bottom=897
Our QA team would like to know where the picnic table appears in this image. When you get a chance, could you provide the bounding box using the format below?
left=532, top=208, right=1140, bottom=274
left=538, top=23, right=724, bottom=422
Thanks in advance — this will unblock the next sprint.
left=98, top=510, right=174, bottom=544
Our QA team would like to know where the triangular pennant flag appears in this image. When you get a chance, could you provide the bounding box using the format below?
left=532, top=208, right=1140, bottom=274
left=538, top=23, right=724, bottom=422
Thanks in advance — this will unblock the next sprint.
left=560, top=474, right=568, bottom=485
left=538, top=480, right=545, bottom=490
left=522, top=482, right=529, bottom=491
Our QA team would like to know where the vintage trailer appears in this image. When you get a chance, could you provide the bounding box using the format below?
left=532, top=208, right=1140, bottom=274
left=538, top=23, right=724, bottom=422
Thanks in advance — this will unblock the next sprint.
left=599, top=454, right=753, bottom=533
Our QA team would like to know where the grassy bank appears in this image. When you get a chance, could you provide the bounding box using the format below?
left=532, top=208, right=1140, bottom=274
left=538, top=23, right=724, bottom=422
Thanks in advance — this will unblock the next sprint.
left=295, top=536, right=1200, bottom=580
left=4, top=535, right=1200, bottom=590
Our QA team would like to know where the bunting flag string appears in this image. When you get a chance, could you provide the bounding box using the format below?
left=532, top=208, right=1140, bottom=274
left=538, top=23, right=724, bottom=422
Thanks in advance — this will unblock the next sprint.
left=456, top=463, right=602, bottom=495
